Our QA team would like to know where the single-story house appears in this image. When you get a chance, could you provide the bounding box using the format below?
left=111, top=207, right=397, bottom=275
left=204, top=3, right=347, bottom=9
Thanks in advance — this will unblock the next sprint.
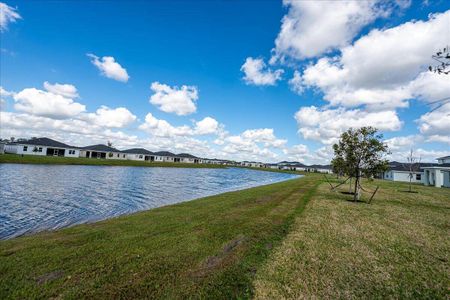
left=382, top=163, right=426, bottom=183
left=177, top=153, right=202, bottom=164
left=306, top=165, right=333, bottom=174
left=122, top=148, right=157, bottom=162
left=382, top=157, right=450, bottom=188
left=4, top=137, right=80, bottom=157
left=79, top=144, right=125, bottom=160
left=153, top=151, right=176, bottom=162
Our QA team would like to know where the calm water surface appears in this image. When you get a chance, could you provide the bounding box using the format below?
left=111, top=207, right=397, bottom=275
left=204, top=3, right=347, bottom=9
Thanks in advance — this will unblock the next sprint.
left=0, top=164, right=299, bottom=239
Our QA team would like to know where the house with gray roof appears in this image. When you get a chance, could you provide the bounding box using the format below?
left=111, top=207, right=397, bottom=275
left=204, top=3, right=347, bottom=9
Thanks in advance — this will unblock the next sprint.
left=4, top=137, right=80, bottom=158
left=79, top=144, right=125, bottom=160
left=122, top=148, right=160, bottom=162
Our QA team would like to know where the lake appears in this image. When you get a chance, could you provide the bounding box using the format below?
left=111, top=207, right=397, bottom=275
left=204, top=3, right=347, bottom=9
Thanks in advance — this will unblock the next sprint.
left=0, top=164, right=299, bottom=239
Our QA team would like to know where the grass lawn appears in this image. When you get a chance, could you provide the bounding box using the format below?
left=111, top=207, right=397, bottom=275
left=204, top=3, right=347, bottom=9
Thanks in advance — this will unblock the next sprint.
left=0, top=173, right=319, bottom=299
left=0, top=154, right=224, bottom=169
left=253, top=178, right=450, bottom=299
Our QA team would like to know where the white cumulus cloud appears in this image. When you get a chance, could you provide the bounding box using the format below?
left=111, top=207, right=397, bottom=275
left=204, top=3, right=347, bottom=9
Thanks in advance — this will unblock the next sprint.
left=82, top=106, right=137, bottom=128
left=43, top=81, right=79, bottom=98
left=13, top=87, right=86, bottom=119
left=297, top=11, right=450, bottom=110
left=294, top=106, right=402, bottom=144
left=271, top=0, right=401, bottom=61
left=149, top=82, right=198, bottom=116
left=241, top=57, right=283, bottom=86
left=87, top=53, right=129, bottom=82
left=0, top=2, right=21, bottom=32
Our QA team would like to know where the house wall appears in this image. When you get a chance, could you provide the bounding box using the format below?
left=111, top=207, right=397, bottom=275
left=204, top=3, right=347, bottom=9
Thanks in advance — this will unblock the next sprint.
left=106, top=152, right=126, bottom=160
left=392, top=171, right=423, bottom=183
left=126, top=154, right=146, bottom=161
left=64, top=149, right=80, bottom=158
left=4, top=144, right=19, bottom=154
left=16, top=144, right=47, bottom=155
left=443, top=171, right=450, bottom=188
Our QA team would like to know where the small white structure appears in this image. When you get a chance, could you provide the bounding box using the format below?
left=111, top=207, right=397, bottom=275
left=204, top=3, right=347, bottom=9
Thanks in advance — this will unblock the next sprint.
left=4, top=137, right=80, bottom=157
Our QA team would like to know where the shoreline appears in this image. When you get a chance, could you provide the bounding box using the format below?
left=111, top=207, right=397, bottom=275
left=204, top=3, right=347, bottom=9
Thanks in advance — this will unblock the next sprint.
left=0, top=153, right=225, bottom=169
left=0, top=174, right=319, bottom=298
left=1, top=171, right=302, bottom=240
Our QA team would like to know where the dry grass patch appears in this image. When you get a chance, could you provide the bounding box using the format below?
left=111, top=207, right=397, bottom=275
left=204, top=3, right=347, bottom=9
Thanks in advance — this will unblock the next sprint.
left=253, top=180, right=449, bottom=299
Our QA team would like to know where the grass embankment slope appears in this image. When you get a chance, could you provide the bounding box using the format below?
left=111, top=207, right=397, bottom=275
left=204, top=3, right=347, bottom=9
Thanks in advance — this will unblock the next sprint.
left=0, top=154, right=224, bottom=168
left=254, top=178, right=450, bottom=299
left=0, top=173, right=318, bottom=299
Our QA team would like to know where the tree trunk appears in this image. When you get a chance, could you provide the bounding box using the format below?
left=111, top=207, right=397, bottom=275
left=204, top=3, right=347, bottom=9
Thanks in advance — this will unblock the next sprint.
left=353, top=175, right=359, bottom=201
left=349, top=177, right=353, bottom=193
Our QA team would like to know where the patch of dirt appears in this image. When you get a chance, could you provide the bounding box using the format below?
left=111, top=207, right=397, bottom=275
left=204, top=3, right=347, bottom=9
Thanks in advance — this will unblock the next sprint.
left=36, top=270, right=64, bottom=285
left=255, top=195, right=274, bottom=204
left=193, top=235, right=247, bottom=277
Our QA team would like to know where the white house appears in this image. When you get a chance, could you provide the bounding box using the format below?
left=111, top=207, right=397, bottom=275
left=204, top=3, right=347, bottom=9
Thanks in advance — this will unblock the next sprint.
left=4, top=137, right=80, bottom=158
left=177, top=153, right=202, bottom=164
left=122, top=148, right=160, bottom=162
left=79, top=144, right=125, bottom=160
left=382, top=157, right=450, bottom=188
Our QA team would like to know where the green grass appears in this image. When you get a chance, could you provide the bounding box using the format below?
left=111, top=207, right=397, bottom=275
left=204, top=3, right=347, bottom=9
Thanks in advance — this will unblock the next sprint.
left=0, top=173, right=320, bottom=299
left=253, top=178, right=450, bottom=299
left=0, top=153, right=224, bottom=168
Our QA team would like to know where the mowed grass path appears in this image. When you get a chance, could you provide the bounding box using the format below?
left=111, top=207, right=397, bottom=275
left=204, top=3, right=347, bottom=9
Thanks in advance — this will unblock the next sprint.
left=0, top=154, right=224, bottom=168
left=0, top=173, right=319, bottom=299
left=253, top=179, right=450, bottom=299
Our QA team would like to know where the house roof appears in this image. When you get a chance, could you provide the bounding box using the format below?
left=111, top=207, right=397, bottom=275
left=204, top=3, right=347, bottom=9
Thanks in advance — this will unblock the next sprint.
left=153, top=151, right=176, bottom=157
left=309, top=164, right=332, bottom=169
left=176, top=153, right=198, bottom=159
left=81, top=144, right=121, bottom=152
left=10, top=137, right=74, bottom=148
left=389, top=163, right=437, bottom=171
left=437, top=155, right=450, bottom=160
left=122, top=148, right=154, bottom=155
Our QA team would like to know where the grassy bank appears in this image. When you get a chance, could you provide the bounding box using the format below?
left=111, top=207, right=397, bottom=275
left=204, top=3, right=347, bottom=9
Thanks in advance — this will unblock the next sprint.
left=0, top=174, right=320, bottom=299
left=0, top=154, right=224, bottom=168
left=253, top=178, right=450, bottom=299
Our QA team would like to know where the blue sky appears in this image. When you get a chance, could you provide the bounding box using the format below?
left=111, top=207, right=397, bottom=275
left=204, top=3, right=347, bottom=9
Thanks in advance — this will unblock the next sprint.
left=1, top=0, right=449, bottom=163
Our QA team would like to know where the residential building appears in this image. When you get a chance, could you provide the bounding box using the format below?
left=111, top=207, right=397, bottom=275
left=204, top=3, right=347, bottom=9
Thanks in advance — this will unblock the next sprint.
left=79, top=144, right=125, bottom=160
left=4, top=137, right=80, bottom=157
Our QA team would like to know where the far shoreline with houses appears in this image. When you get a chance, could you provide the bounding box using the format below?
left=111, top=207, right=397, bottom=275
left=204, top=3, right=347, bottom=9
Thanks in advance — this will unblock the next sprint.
left=0, top=137, right=449, bottom=188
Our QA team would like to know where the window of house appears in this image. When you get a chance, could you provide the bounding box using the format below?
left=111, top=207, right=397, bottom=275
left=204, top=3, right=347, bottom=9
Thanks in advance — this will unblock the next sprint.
left=123, top=154, right=126, bottom=158
left=23, top=146, right=28, bottom=151
left=416, top=174, right=421, bottom=180
left=139, top=155, right=143, bottom=159
left=38, top=147, right=43, bottom=152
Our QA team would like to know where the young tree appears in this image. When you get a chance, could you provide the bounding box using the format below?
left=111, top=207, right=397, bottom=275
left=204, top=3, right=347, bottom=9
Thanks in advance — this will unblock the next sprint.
left=107, top=140, right=113, bottom=147
left=331, top=156, right=345, bottom=179
left=403, top=149, right=421, bottom=193
left=332, top=127, right=389, bottom=201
